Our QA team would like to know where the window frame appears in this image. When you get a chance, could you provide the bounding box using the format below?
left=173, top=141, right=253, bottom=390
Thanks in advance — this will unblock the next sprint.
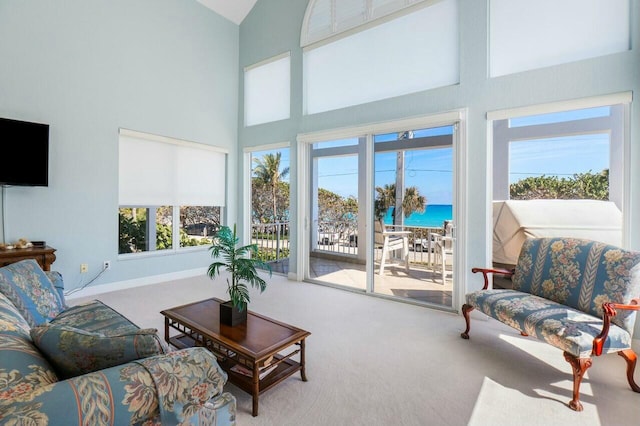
left=118, top=129, right=228, bottom=258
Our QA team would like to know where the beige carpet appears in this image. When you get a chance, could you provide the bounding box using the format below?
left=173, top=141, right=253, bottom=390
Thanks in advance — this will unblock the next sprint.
left=70, top=273, right=639, bottom=425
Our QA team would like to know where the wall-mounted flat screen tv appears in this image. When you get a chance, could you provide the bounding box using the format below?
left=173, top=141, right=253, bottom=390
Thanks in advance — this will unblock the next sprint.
left=0, top=117, right=49, bottom=186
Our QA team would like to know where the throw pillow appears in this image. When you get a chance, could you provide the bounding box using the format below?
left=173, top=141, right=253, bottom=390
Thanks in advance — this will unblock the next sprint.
left=30, top=323, right=167, bottom=379
left=0, top=259, right=66, bottom=327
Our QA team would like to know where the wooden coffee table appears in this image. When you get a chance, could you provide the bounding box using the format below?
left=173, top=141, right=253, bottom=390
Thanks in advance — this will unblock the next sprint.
left=160, top=298, right=310, bottom=417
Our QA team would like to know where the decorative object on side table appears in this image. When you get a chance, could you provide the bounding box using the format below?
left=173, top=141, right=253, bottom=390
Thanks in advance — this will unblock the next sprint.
left=0, top=238, right=33, bottom=250
left=208, top=224, right=272, bottom=326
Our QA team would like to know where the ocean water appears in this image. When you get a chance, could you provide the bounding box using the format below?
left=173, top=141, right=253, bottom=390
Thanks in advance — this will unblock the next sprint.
left=383, top=204, right=452, bottom=228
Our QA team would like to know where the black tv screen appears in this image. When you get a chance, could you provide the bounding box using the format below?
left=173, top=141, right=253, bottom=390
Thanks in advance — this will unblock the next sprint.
left=0, top=117, right=49, bottom=186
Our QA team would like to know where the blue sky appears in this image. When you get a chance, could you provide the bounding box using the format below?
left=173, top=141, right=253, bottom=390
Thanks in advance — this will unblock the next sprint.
left=252, top=106, right=610, bottom=206
left=374, top=149, right=453, bottom=205
left=509, top=134, right=608, bottom=182
left=508, top=106, right=610, bottom=182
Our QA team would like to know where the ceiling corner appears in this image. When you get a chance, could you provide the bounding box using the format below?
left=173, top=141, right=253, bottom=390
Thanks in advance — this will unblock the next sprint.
left=196, top=0, right=258, bottom=25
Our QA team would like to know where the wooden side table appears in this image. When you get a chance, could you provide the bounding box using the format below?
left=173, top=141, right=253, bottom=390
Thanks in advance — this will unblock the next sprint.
left=0, top=246, right=56, bottom=271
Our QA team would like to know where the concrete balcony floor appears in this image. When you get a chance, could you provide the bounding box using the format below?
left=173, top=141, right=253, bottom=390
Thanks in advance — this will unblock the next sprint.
left=268, top=249, right=453, bottom=308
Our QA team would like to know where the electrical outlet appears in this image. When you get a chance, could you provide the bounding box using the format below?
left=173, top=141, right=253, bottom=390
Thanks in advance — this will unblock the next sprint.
left=103, top=260, right=111, bottom=270
left=80, top=263, right=88, bottom=273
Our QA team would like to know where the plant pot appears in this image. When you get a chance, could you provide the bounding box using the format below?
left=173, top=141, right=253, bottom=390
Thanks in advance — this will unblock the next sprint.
left=220, top=301, right=247, bottom=326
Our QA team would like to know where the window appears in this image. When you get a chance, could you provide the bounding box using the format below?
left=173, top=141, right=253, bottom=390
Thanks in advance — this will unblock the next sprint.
left=244, top=53, right=291, bottom=126
left=490, top=96, right=630, bottom=267
left=303, top=0, right=458, bottom=114
left=489, top=0, right=630, bottom=77
left=492, top=103, right=626, bottom=206
left=118, top=129, right=227, bottom=254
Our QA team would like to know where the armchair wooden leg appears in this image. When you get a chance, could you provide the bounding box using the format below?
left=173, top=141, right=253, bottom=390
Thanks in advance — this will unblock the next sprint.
left=563, top=352, right=592, bottom=411
left=460, top=304, right=474, bottom=339
left=618, top=349, right=640, bottom=392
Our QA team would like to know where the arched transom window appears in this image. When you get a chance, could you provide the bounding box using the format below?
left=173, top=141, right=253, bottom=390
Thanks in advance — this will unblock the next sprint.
left=301, top=0, right=428, bottom=47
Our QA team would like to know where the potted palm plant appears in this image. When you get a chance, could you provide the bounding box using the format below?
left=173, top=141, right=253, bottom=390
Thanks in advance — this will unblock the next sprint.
left=208, top=224, right=272, bottom=326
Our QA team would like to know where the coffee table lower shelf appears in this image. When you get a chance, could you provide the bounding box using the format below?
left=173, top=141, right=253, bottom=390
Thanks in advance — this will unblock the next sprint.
left=169, top=333, right=303, bottom=400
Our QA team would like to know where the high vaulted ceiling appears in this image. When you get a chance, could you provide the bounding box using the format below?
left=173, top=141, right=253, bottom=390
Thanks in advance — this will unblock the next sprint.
left=196, top=0, right=258, bottom=25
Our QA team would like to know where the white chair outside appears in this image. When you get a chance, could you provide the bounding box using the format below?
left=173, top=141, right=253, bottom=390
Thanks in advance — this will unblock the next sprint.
left=374, top=219, right=411, bottom=275
left=433, top=220, right=453, bottom=284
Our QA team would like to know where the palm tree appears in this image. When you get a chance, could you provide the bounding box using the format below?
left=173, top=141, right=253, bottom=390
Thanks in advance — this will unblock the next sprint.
left=374, top=184, right=396, bottom=219
left=401, top=186, right=426, bottom=218
left=253, top=152, right=290, bottom=222
left=374, top=183, right=426, bottom=220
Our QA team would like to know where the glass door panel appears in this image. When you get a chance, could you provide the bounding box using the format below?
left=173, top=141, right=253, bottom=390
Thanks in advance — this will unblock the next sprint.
left=373, top=126, right=454, bottom=308
left=307, top=138, right=366, bottom=290
left=249, top=148, right=290, bottom=275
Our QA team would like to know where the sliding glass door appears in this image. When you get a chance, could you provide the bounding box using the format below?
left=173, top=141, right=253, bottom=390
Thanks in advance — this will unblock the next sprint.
left=299, top=116, right=461, bottom=311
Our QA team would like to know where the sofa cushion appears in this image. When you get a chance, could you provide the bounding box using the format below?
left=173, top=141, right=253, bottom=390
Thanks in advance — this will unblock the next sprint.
left=0, top=333, right=59, bottom=400
left=0, top=291, right=31, bottom=339
left=512, top=237, right=640, bottom=333
left=51, top=299, right=144, bottom=335
left=0, top=290, right=59, bottom=400
left=466, top=289, right=633, bottom=358
left=30, top=323, right=167, bottom=379
left=0, top=259, right=66, bottom=327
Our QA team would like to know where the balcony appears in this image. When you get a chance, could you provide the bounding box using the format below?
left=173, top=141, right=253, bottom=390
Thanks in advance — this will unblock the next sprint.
left=252, top=221, right=453, bottom=308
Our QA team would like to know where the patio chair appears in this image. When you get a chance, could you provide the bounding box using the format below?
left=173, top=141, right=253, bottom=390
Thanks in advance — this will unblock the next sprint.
left=374, top=219, right=410, bottom=275
left=433, top=220, right=453, bottom=283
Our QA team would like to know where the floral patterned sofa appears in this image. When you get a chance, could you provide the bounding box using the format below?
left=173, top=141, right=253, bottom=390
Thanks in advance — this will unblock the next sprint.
left=0, top=259, right=236, bottom=425
left=461, top=237, right=640, bottom=411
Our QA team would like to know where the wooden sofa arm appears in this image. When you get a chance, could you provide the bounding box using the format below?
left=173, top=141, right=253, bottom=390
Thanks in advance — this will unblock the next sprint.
left=471, top=267, right=514, bottom=290
left=593, top=299, right=640, bottom=356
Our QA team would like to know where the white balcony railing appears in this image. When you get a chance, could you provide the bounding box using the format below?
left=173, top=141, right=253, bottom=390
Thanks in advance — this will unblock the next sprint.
left=251, top=220, right=446, bottom=267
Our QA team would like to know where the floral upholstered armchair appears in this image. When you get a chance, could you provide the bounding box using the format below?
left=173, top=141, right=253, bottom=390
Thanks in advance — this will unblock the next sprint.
left=0, top=259, right=236, bottom=425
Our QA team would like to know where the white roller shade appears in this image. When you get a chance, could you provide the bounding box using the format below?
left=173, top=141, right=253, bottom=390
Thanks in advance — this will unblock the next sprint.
left=244, top=53, right=291, bottom=126
left=490, top=0, right=630, bottom=77
left=119, top=129, right=227, bottom=206
left=304, top=0, right=458, bottom=115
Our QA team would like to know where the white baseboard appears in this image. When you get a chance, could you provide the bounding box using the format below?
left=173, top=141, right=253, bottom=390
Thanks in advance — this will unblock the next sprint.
left=287, top=271, right=301, bottom=281
left=65, top=267, right=207, bottom=300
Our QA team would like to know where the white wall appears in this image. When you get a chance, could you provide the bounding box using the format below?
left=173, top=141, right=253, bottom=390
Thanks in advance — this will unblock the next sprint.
left=238, top=0, right=640, bottom=335
left=0, top=0, right=239, bottom=290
